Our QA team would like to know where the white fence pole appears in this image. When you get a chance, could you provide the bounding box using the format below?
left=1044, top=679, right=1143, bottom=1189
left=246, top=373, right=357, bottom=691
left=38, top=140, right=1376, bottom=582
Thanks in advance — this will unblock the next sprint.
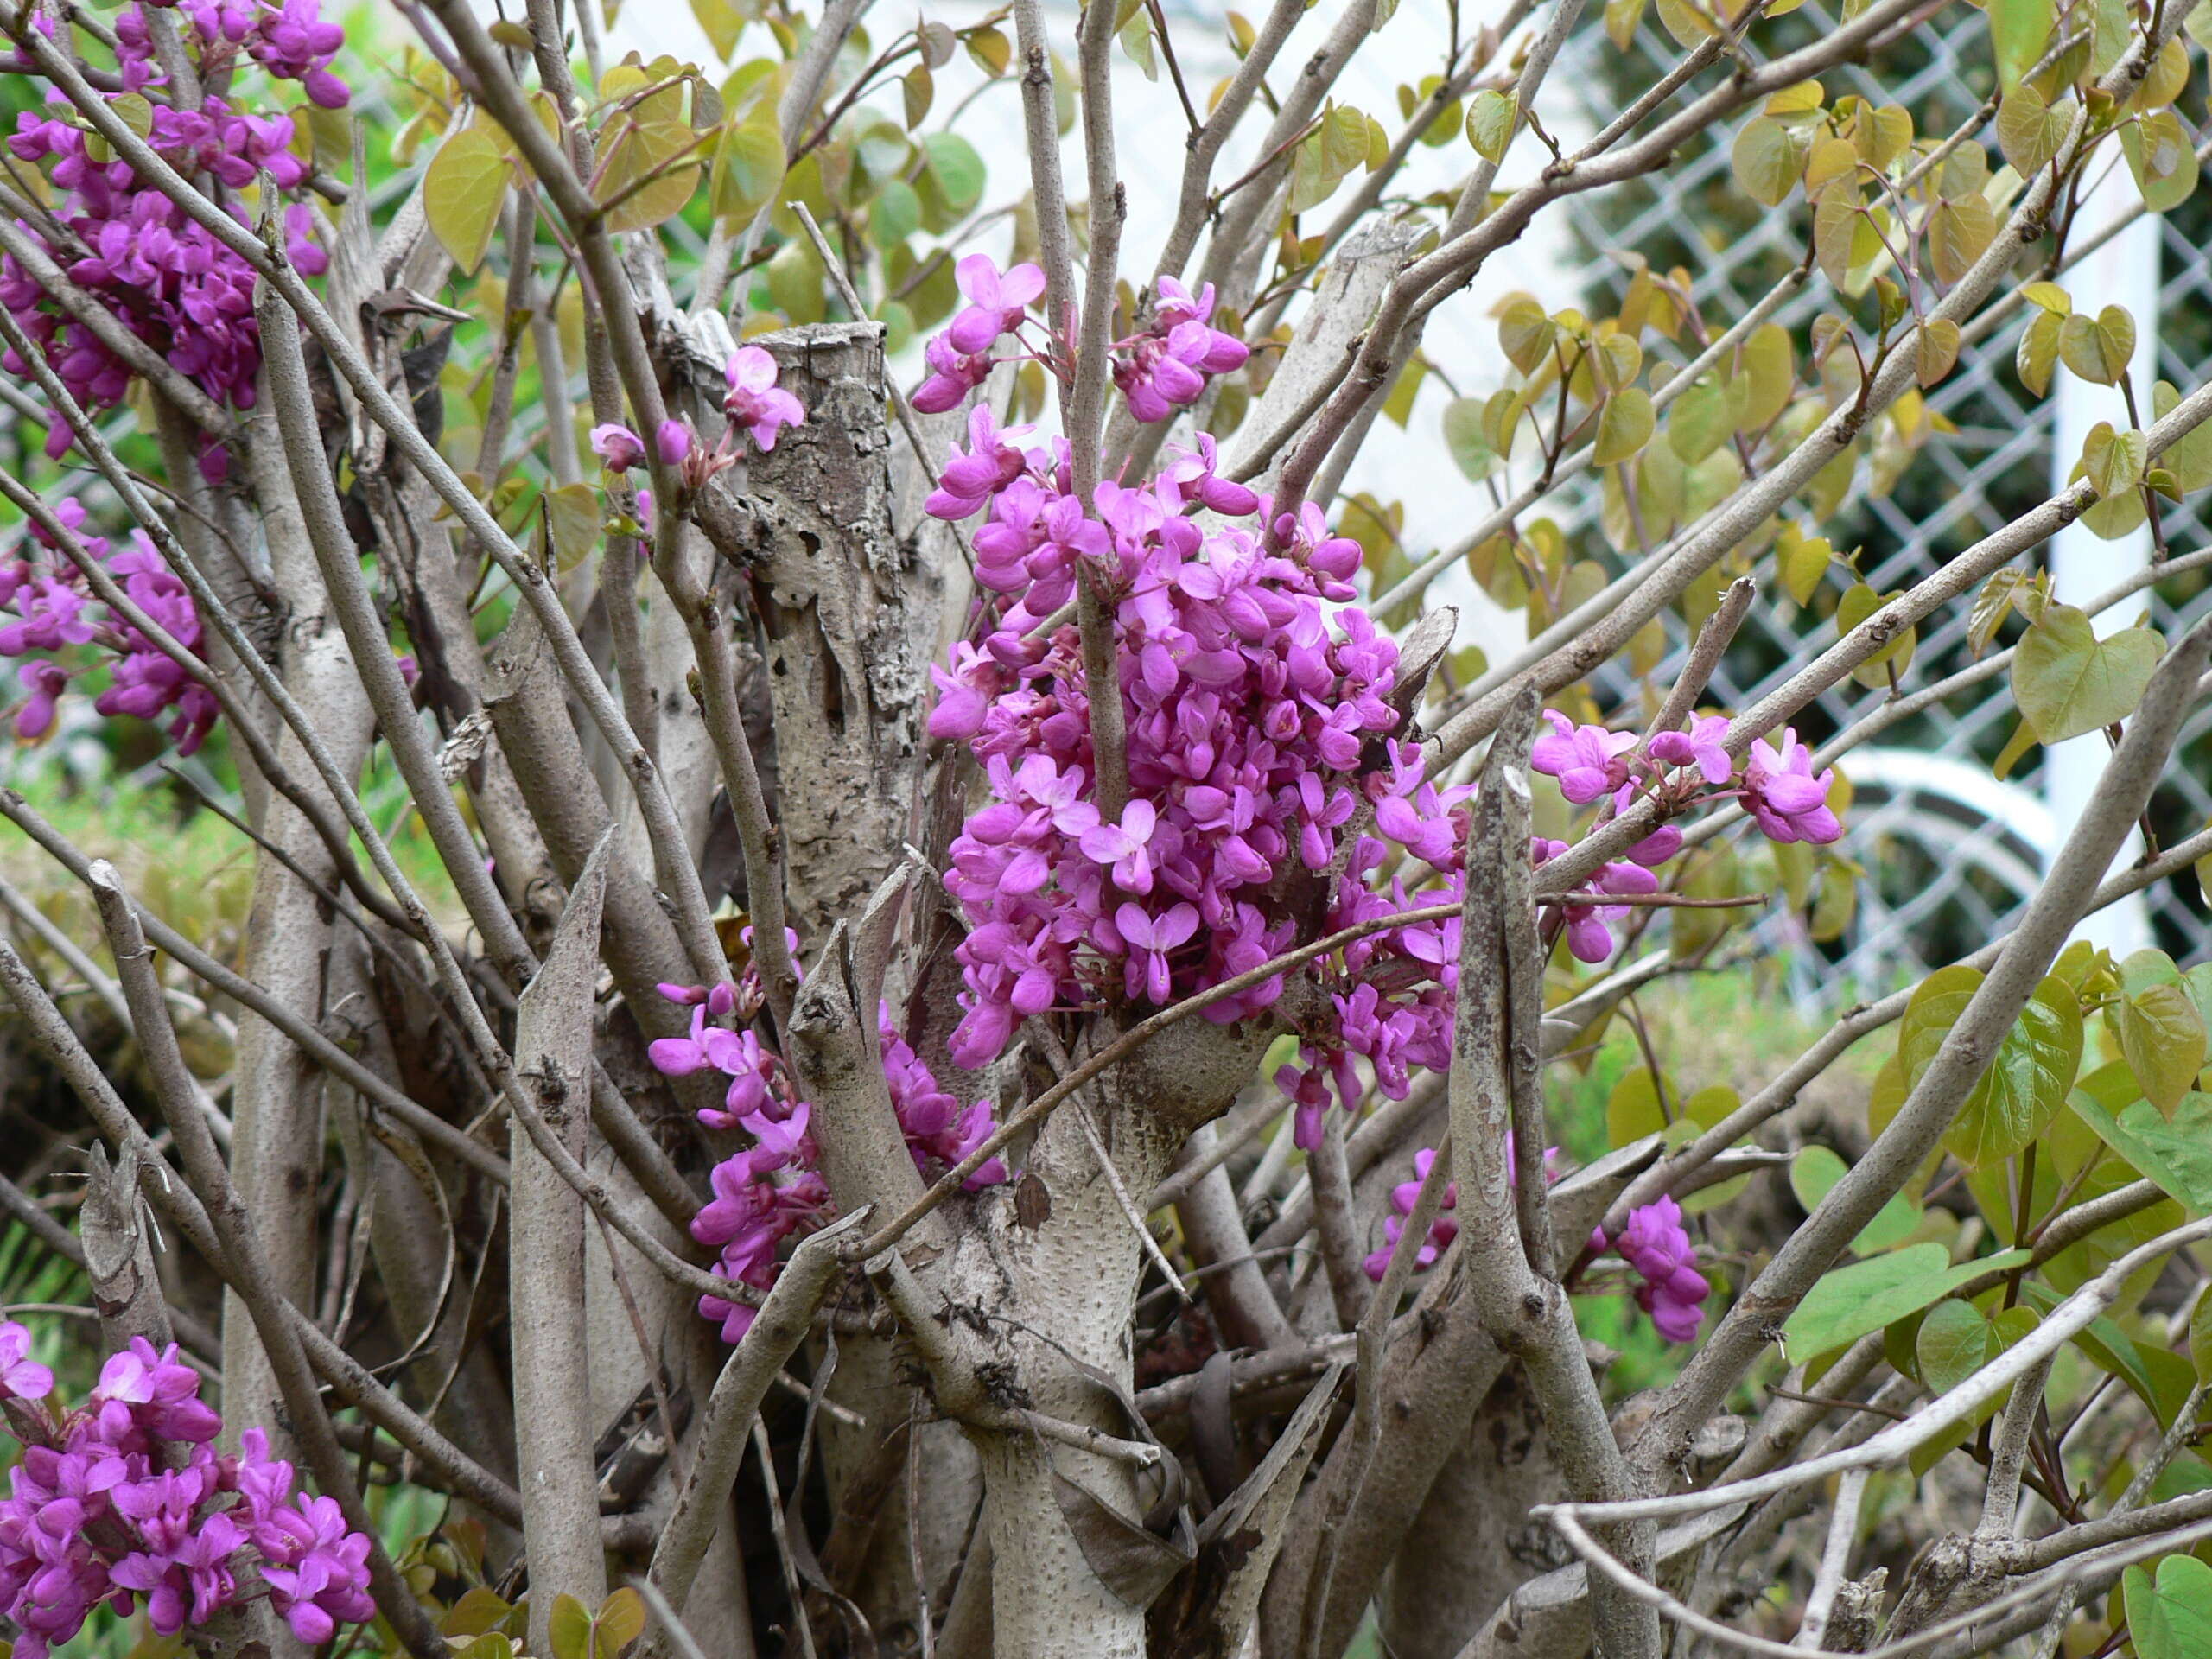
left=2045, top=171, right=2159, bottom=960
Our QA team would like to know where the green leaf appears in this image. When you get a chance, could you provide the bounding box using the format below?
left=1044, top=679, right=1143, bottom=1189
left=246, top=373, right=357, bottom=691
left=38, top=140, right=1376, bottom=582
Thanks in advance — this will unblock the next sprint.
left=712, top=110, right=785, bottom=225
left=1441, top=397, right=1502, bottom=481
left=1731, top=116, right=1802, bottom=206
left=1910, top=1301, right=2039, bottom=1474
left=2011, top=602, right=2164, bottom=744
left=598, top=118, right=705, bottom=232
left=690, top=0, right=743, bottom=60
left=1593, top=388, right=1656, bottom=467
left=1897, top=968, right=2083, bottom=1167
left=1812, top=183, right=1861, bottom=289
left=424, top=126, right=512, bottom=273
left=2118, top=950, right=2208, bottom=1114
left=2120, top=110, right=2201, bottom=214
left=2058, top=305, right=2136, bottom=385
left=1996, top=83, right=2068, bottom=175
left=1791, top=1145, right=1920, bottom=1253
left=544, top=482, right=601, bottom=573
left=2070, top=1091, right=2212, bottom=1212
left=549, top=1594, right=594, bottom=1659
left=1465, top=89, right=1516, bottom=164
left=2125, top=1555, right=2212, bottom=1659
left=922, top=131, right=986, bottom=212
left=1606, top=1069, right=1671, bottom=1149
left=1287, top=106, right=1371, bottom=213
left=1989, top=0, right=2054, bottom=92
left=2082, top=422, right=2148, bottom=499
left=1783, top=1243, right=2031, bottom=1364
left=1953, top=976, right=2082, bottom=1167
left=1666, top=377, right=1731, bottom=465
left=2190, top=1289, right=2212, bottom=1382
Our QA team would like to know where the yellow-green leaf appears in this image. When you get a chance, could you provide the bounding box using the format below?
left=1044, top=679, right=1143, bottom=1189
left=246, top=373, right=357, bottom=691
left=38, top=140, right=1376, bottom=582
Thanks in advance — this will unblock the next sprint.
left=2117, top=949, right=2207, bottom=1115
left=1926, top=193, right=1996, bottom=286
left=2058, top=305, right=2135, bottom=385
left=2011, top=602, right=2164, bottom=743
left=1915, top=318, right=1961, bottom=387
left=545, top=482, right=601, bottom=572
left=1497, top=298, right=1555, bottom=377
left=1593, top=387, right=1655, bottom=466
left=1465, top=89, right=1516, bottom=164
left=2120, top=109, right=2201, bottom=213
left=1989, top=0, right=2054, bottom=93
left=424, top=126, right=512, bottom=273
left=2154, top=379, right=2212, bottom=492
left=2016, top=308, right=2063, bottom=397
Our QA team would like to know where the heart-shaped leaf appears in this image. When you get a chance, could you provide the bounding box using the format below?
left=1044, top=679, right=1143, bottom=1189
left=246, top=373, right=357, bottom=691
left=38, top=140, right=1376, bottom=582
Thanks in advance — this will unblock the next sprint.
left=2069, top=1091, right=2212, bottom=1212
left=2082, top=422, right=2148, bottom=499
left=2117, top=950, right=2207, bottom=1114
left=2011, top=602, right=2164, bottom=743
left=1897, top=967, right=2082, bottom=1167
left=2125, top=1555, right=2212, bottom=1659
left=1594, top=387, right=1656, bottom=467
left=425, top=125, right=512, bottom=273
left=2058, top=305, right=2136, bottom=385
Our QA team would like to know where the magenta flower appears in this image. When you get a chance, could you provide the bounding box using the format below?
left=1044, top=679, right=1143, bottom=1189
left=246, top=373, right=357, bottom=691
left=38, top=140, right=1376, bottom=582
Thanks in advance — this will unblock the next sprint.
left=12, top=659, right=67, bottom=741
left=1531, top=710, right=1638, bottom=804
left=1116, top=900, right=1199, bottom=1004
left=723, top=347, right=806, bottom=451
left=1741, top=728, right=1840, bottom=844
left=1648, top=713, right=1733, bottom=785
left=591, top=423, right=646, bottom=471
left=946, top=255, right=1046, bottom=355
left=926, top=405, right=1033, bottom=520
left=1078, top=799, right=1159, bottom=894
left=655, top=418, right=694, bottom=466
left=1592, top=1196, right=1710, bottom=1343
left=0, top=1320, right=54, bottom=1400
left=911, top=331, right=996, bottom=414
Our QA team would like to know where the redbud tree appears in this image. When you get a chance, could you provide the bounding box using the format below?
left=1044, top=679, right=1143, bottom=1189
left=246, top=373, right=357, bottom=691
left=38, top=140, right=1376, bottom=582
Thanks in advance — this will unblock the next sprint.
left=2, top=0, right=2211, bottom=1654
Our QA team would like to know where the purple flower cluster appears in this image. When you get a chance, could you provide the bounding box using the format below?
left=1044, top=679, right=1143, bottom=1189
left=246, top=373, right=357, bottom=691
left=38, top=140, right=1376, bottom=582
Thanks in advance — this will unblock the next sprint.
left=0, top=1325, right=374, bottom=1656
left=1110, top=276, right=1249, bottom=424
left=647, top=957, right=1006, bottom=1342
left=1591, top=1195, right=1710, bottom=1343
left=1360, top=1139, right=1563, bottom=1283
left=591, top=349, right=806, bottom=500
left=1533, top=709, right=1843, bottom=851
left=1, top=499, right=216, bottom=753
left=912, top=256, right=1046, bottom=413
left=1, top=0, right=346, bottom=460
left=910, top=283, right=1715, bottom=1164
left=1361, top=1146, right=1459, bottom=1281
left=117, top=1, right=351, bottom=108
left=924, top=417, right=1437, bottom=1074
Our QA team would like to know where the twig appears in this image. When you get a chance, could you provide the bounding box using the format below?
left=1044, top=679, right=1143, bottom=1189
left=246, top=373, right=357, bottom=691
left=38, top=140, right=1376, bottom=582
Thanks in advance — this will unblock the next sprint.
left=1794, top=1467, right=1869, bottom=1649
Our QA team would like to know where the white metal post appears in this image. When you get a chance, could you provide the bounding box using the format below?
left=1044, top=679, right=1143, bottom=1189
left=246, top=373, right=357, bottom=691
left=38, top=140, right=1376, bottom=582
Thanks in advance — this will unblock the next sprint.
left=2046, top=171, right=2160, bottom=959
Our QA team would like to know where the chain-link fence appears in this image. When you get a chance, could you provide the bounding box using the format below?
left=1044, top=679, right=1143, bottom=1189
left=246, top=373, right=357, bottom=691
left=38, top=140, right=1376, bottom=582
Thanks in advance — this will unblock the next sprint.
left=1552, top=3, right=2212, bottom=1001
